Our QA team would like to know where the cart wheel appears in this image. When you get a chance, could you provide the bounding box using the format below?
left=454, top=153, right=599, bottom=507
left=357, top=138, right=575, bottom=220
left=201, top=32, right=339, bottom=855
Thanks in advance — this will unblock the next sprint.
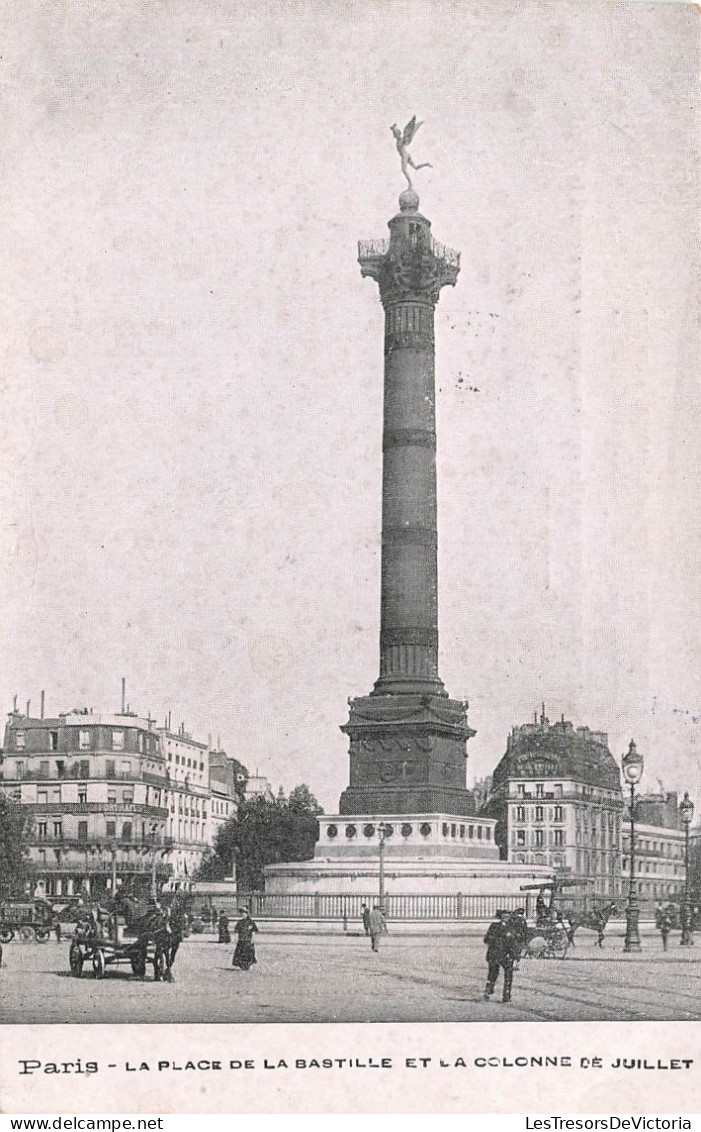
left=35, top=928, right=51, bottom=943
left=0, top=929, right=14, bottom=944
left=92, top=949, right=106, bottom=978
left=19, top=926, right=34, bottom=942
left=69, top=943, right=83, bottom=977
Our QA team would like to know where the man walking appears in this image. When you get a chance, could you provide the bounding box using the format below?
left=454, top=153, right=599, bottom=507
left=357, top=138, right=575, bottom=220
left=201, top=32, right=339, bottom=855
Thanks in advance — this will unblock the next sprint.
left=484, top=909, right=519, bottom=1003
left=368, top=903, right=387, bottom=952
left=361, top=903, right=371, bottom=936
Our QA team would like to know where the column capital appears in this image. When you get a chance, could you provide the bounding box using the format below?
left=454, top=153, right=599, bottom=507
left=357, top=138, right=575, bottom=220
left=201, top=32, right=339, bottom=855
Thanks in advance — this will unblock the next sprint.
left=358, top=237, right=460, bottom=307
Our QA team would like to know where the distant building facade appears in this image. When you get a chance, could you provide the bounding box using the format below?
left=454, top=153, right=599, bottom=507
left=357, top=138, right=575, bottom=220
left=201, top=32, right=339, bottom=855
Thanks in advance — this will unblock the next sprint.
left=208, top=748, right=247, bottom=844
left=484, top=711, right=624, bottom=898
left=1, top=707, right=246, bottom=898
left=622, top=792, right=685, bottom=904
left=157, top=726, right=211, bottom=883
left=1, top=709, right=170, bottom=898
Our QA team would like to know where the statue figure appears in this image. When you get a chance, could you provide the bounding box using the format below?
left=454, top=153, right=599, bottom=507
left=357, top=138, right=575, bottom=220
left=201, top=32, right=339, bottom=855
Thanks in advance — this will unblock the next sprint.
left=391, top=117, right=432, bottom=189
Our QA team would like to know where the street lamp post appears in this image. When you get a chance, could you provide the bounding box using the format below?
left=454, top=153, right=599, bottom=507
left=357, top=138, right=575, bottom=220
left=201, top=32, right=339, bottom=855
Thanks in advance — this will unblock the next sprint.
left=622, top=739, right=644, bottom=954
left=679, top=792, right=694, bottom=947
left=377, top=823, right=391, bottom=912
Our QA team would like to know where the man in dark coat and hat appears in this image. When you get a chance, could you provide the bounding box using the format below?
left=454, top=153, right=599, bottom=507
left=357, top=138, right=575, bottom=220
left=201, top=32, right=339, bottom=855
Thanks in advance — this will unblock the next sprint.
left=484, top=909, right=520, bottom=1003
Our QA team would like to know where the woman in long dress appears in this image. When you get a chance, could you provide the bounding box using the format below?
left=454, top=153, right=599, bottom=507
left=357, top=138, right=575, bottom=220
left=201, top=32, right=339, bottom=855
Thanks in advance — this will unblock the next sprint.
left=232, top=907, right=258, bottom=970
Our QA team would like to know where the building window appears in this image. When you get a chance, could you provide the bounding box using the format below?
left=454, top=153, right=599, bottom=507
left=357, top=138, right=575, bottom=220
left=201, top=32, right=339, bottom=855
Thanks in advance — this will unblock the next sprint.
left=39, top=760, right=50, bottom=778
left=516, top=830, right=526, bottom=846
left=535, top=783, right=544, bottom=798
left=477, top=826, right=482, bottom=840
left=106, top=821, right=116, bottom=839
left=107, top=789, right=117, bottom=804
left=534, top=830, right=545, bottom=848
left=516, top=806, right=526, bottom=822
left=553, top=784, right=562, bottom=797
left=37, top=822, right=48, bottom=841
left=106, top=760, right=116, bottom=779
left=112, top=731, right=125, bottom=751
left=121, top=822, right=132, bottom=842
left=122, top=789, right=134, bottom=803
left=15, top=730, right=26, bottom=749
left=53, top=821, right=62, bottom=839
left=77, top=821, right=88, bottom=842
left=120, top=760, right=131, bottom=775
left=49, top=731, right=59, bottom=751
left=37, top=791, right=47, bottom=804
left=553, top=829, right=565, bottom=847
left=79, top=730, right=91, bottom=750
left=517, top=785, right=526, bottom=797
left=554, top=806, right=563, bottom=822
left=15, top=760, right=25, bottom=778
left=535, top=806, right=544, bottom=822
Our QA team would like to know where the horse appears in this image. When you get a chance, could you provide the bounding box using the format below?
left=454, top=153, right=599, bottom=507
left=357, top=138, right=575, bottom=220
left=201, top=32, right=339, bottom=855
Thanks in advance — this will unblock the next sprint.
left=113, top=893, right=172, bottom=980
left=564, top=901, right=618, bottom=948
left=160, top=895, right=190, bottom=982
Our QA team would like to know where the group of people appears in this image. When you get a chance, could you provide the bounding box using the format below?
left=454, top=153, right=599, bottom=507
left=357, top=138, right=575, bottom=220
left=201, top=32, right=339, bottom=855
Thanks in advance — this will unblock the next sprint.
left=216, top=906, right=259, bottom=970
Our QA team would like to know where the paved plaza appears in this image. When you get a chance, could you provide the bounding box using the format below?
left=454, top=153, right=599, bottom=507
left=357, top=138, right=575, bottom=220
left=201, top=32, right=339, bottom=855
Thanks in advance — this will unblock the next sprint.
left=1, top=929, right=700, bottom=1025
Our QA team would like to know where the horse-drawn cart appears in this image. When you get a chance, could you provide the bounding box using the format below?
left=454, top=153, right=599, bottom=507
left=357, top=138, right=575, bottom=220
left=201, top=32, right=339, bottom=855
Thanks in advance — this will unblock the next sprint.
left=0, top=900, right=56, bottom=943
left=68, top=926, right=166, bottom=980
left=68, top=895, right=174, bottom=981
left=522, top=920, right=570, bottom=960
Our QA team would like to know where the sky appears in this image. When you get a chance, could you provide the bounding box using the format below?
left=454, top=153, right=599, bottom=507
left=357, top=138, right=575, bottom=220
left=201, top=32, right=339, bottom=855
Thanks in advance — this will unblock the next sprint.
left=0, top=0, right=699, bottom=812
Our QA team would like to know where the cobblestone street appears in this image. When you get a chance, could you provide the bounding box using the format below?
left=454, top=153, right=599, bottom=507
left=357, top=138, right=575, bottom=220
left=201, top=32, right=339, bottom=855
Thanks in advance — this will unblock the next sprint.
left=1, top=931, right=700, bottom=1025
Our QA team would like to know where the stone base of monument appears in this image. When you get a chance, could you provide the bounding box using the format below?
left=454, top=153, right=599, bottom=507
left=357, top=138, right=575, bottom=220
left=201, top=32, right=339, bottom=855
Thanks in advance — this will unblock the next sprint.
left=264, top=812, right=553, bottom=896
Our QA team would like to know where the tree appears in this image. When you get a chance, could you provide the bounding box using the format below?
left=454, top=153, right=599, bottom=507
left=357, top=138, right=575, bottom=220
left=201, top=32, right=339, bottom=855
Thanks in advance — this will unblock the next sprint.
left=0, top=794, right=31, bottom=900
left=195, top=784, right=323, bottom=890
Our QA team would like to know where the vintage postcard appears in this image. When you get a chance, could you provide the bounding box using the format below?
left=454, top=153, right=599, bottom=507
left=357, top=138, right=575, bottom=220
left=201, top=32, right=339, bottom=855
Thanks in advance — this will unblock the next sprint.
left=0, top=0, right=699, bottom=1116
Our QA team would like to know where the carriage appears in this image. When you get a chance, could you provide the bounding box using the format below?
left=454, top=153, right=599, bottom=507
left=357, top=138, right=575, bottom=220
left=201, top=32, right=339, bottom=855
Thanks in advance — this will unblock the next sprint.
left=0, top=899, right=57, bottom=943
left=68, top=897, right=171, bottom=981
left=521, top=919, right=570, bottom=960
left=517, top=877, right=593, bottom=959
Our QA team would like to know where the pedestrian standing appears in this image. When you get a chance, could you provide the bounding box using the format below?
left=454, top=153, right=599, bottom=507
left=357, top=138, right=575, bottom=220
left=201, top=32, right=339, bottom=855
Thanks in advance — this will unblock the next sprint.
left=218, top=908, right=231, bottom=944
left=232, top=907, right=258, bottom=970
left=361, top=903, right=371, bottom=936
left=368, top=904, right=387, bottom=952
left=484, top=909, right=519, bottom=1004
left=659, top=909, right=672, bottom=951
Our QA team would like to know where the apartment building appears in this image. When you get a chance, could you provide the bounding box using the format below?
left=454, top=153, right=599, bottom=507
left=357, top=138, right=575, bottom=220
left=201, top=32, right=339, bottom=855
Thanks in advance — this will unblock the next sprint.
left=484, top=711, right=624, bottom=898
left=1, top=709, right=171, bottom=898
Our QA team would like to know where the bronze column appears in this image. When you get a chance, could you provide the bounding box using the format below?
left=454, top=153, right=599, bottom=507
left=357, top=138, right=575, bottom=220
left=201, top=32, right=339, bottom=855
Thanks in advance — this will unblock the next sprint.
left=340, top=188, right=475, bottom=818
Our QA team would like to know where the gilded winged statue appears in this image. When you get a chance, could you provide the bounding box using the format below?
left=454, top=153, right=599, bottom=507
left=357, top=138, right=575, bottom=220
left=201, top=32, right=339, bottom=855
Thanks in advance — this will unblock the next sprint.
left=391, top=117, right=432, bottom=189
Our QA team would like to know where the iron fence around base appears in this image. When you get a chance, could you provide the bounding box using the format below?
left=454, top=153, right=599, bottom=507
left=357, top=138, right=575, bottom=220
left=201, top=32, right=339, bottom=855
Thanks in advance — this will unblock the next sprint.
left=194, top=891, right=604, bottom=921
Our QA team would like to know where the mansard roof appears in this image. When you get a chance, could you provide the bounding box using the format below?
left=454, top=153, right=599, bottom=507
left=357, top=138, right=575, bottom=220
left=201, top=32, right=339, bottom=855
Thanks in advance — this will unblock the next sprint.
left=492, top=717, right=622, bottom=792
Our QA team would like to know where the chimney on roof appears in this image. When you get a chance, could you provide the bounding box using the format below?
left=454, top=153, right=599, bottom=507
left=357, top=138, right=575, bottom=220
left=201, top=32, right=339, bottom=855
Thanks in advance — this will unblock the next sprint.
left=26, top=699, right=31, bottom=717
left=40, top=691, right=45, bottom=719
left=121, top=677, right=126, bottom=715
